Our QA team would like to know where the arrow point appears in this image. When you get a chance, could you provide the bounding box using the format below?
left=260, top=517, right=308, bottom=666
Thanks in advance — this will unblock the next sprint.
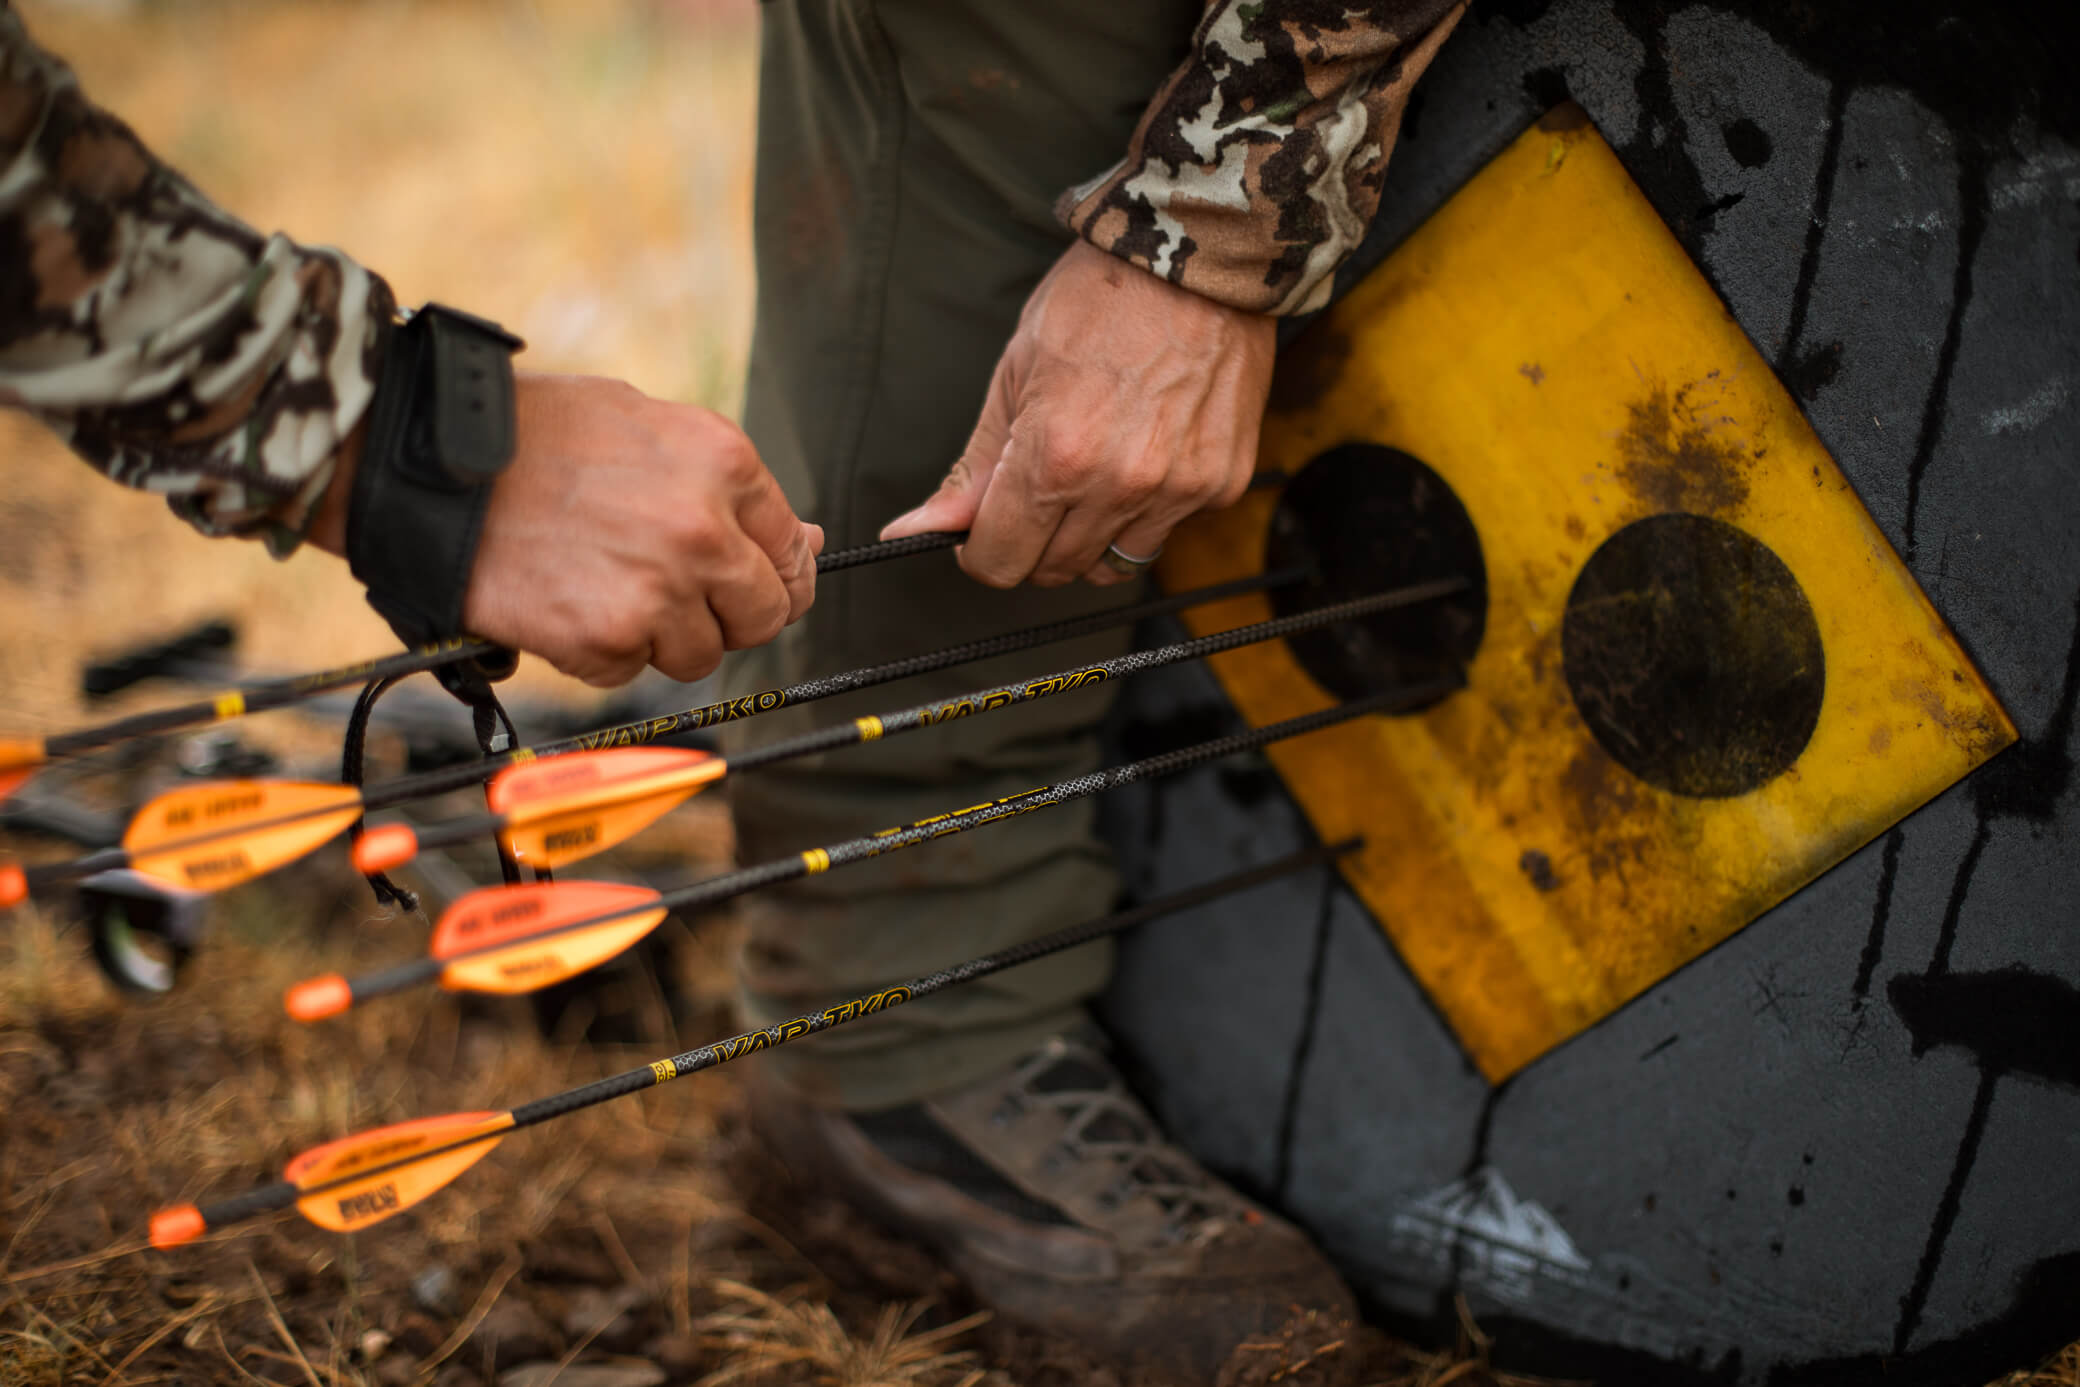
left=149, top=1204, right=205, bottom=1248
left=353, top=824, right=418, bottom=875
left=286, top=973, right=353, bottom=1023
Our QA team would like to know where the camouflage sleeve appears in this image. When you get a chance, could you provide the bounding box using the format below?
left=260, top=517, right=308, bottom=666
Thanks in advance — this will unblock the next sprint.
left=0, top=3, right=393, bottom=556
left=1056, top=0, right=1468, bottom=317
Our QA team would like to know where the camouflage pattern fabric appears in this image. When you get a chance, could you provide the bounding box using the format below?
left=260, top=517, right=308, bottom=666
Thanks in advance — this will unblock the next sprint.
left=0, top=3, right=392, bottom=556
left=1058, top=0, right=1468, bottom=316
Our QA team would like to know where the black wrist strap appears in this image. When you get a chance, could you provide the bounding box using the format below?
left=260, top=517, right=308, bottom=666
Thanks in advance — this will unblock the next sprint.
left=347, top=304, right=524, bottom=703
left=347, top=303, right=522, bottom=647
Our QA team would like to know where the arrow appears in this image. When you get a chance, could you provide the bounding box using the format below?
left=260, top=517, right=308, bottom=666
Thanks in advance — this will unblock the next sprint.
left=353, top=579, right=1466, bottom=877
left=0, top=533, right=967, bottom=806
left=0, top=639, right=502, bottom=802
left=0, top=567, right=1306, bottom=906
left=290, top=675, right=1456, bottom=1017
left=156, top=836, right=1359, bottom=1246
left=1, top=779, right=371, bottom=905
left=283, top=877, right=673, bottom=1018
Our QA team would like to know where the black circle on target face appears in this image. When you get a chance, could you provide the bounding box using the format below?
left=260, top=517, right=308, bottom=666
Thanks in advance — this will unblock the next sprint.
left=1266, top=443, right=1487, bottom=707
left=1562, top=513, right=1824, bottom=798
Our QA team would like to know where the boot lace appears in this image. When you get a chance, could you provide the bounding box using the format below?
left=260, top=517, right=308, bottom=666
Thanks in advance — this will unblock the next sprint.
left=1007, top=1034, right=1251, bottom=1241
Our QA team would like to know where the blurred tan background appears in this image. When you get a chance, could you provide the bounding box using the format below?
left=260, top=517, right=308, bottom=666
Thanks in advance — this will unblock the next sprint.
left=0, top=0, right=761, bottom=736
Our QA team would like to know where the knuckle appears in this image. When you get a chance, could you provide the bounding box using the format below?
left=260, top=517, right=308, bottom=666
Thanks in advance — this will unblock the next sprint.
left=737, top=598, right=789, bottom=649
left=1038, top=442, right=1099, bottom=493
left=1116, top=459, right=1166, bottom=504
left=709, top=431, right=761, bottom=485
left=660, top=647, right=721, bottom=682
left=591, top=613, right=649, bottom=663
left=666, top=507, right=726, bottom=557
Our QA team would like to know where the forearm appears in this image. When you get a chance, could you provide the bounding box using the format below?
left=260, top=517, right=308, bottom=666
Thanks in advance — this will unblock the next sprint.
left=1057, top=0, right=1467, bottom=317
left=0, top=2, right=391, bottom=556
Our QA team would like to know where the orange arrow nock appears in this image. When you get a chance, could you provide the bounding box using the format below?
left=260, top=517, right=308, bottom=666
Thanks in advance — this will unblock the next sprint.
left=149, top=1204, right=206, bottom=1249
left=353, top=824, right=419, bottom=875
left=285, top=973, right=353, bottom=1023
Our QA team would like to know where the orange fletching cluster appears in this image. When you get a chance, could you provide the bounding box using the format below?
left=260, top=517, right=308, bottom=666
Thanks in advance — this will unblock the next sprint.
left=486, top=745, right=716, bottom=814
left=431, top=880, right=667, bottom=995
left=0, top=863, right=24, bottom=909
left=123, top=779, right=365, bottom=893
left=285, top=1110, right=514, bottom=1233
left=490, top=747, right=725, bottom=870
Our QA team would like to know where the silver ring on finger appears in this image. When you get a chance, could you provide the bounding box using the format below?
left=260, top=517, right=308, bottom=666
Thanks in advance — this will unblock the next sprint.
left=1102, top=542, right=1163, bottom=577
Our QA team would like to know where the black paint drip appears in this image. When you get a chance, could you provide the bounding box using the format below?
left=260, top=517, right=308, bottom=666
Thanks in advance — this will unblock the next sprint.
left=1778, top=81, right=1850, bottom=384
left=1272, top=868, right=1340, bottom=1201
left=1850, top=827, right=1904, bottom=1006
left=1903, top=157, right=1988, bottom=566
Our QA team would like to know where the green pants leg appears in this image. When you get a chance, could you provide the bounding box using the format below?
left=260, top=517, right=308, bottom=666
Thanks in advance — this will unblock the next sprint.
left=726, top=0, right=1201, bottom=1112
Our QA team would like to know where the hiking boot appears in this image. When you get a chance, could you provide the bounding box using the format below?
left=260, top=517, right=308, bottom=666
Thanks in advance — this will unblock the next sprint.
left=748, top=1030, right=1359, bottom=1384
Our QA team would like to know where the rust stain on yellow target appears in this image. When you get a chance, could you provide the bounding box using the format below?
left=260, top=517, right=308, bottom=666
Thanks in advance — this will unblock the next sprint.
left=1159, top=107, right=2015, bottom=1081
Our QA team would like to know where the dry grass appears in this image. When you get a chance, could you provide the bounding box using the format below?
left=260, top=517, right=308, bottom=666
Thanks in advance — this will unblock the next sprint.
left=692, top=1284, right=994, bottom=1387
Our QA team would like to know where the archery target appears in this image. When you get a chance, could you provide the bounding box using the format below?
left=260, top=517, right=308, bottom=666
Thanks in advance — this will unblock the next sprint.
left=1157, top=107, right=2014, bottom=1082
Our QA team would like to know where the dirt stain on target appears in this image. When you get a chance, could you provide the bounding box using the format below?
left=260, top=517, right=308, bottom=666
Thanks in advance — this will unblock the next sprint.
left=1616, top=377, right=1756, bottom=516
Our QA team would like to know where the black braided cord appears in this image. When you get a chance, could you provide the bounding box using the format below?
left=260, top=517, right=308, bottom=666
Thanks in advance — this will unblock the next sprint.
left=341, top=677, right=419, bottom=911
left=813, top=530, right=964, bottom=573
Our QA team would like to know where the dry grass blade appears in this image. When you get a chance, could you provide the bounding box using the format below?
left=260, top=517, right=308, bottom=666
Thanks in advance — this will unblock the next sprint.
left=99, top=1291, right=224, bottom=1387
left=694, top=1280, right=989, bottom=1387
left=414, top=1253, right=522, bottom=1373
left=214, top=1321, right=290, bottom=1387
left=248, top=1262, right=324, bottom=1387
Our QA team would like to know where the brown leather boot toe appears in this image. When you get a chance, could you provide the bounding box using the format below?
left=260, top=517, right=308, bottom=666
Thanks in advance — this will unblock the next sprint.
left=749, top=1031, right=1358, bottom=1385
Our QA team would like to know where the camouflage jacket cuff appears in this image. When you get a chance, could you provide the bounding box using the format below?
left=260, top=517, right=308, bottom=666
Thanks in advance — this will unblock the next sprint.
left=1055, top=0, right=1467, bottom=317
left=0, top=3, right=394, bottom=558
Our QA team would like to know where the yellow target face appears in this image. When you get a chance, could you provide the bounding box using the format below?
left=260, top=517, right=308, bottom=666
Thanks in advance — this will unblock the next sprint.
left=1161, top=107, right=2015, bottom=1082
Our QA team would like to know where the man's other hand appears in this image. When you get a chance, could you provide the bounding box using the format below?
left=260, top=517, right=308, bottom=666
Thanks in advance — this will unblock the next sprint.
left=878, top=239, right=1274, bottom=588
left=313, top=372, right=821, bottom=687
